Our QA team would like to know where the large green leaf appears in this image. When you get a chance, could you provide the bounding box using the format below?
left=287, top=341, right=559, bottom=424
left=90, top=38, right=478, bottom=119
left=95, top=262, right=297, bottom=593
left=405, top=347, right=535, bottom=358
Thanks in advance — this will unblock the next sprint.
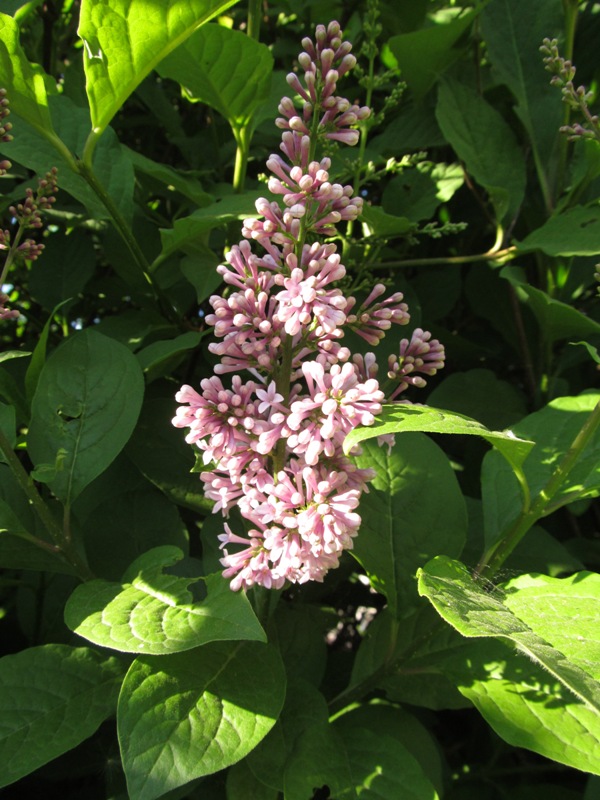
left=482, top=391, right=600, bottom=544
left=418, top=557, right=600, bottom=713
left=344, top=403, right=534, bottom=475
left=352, top=435, right=467, bottom=617
left=502, top=572, right=600, bottom=677
left=157, top=24, right=273, bottom=131
left=118, top=641, right=285, bottom=800
left=65, top=546, right=265, bottom=653
left=419, top=557, right=600, bottom=773
left=0, top=12, right=56, bottom=139
left=0, top=644, right=125, bottom=788
left=78, top=0, right=240, bottom=139
left=515, top=206, right=600, bottom=257
left=28, top=329, right=144, bottom=506
left=450, top=638, right=600, bottom=776
left=436, top=77, right=526, bottom=221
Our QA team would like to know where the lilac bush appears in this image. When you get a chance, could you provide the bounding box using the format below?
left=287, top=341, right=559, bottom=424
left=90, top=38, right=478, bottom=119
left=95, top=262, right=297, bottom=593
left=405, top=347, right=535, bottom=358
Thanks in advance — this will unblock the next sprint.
left=172, top=21, right=445, bottom=591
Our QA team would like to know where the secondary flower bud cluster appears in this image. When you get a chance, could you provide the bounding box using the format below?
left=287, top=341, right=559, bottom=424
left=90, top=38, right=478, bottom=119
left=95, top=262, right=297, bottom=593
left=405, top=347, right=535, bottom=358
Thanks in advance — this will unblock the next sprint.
left=0, top=89, right=58, bottom=321
left=173, top=22, right=445, bottom=591
left=541, top=38, right=600, bottom=143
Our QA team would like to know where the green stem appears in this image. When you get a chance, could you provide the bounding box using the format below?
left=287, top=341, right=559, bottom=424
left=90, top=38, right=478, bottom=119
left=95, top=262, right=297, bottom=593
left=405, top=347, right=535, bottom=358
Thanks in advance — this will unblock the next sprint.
left=247, top=0, right=262, bottom=40
left=75, top=159, right=179, bottom=323
left=475, top=398, right=600, bottom=580
left=232, top=125, right=252, bottom=193
left=369, top=246, right=516, bottom=270
left=0, top=428, right=94, bottom=580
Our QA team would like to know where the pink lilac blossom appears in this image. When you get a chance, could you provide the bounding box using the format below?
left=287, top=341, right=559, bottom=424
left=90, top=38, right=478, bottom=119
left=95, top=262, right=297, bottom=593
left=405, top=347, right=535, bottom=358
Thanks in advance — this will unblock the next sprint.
left=173, top=22, right=445, bottom=591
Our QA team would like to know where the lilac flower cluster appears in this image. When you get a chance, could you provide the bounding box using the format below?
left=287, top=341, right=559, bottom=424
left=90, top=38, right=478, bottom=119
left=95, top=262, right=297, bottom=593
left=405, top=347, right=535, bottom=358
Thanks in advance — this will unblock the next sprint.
left=173, top=22, right=445, bottom=591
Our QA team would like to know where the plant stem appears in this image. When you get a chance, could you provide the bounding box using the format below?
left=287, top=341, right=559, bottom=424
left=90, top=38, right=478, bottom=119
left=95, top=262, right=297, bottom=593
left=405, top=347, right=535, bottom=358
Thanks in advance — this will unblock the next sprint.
left=247, top=0, right=262, bottom=40
left=232, top=125, right=252, bottom=193
left=0, top=221, right=26, bottom=287
left=369, top=246, right=516, bottom=270
left=0, top=428, right=94, bottom=580
left=475, top=398, right=600, bottom=580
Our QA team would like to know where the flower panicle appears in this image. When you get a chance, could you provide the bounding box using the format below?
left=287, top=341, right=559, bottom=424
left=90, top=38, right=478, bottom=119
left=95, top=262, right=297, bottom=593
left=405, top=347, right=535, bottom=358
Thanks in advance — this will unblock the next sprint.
left=173, top=22, right=445, bottom=591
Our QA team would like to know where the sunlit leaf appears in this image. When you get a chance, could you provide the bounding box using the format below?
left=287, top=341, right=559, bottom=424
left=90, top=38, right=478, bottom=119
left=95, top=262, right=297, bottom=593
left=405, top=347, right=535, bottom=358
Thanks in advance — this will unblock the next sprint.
left=78, top=0, right=241, bottom=138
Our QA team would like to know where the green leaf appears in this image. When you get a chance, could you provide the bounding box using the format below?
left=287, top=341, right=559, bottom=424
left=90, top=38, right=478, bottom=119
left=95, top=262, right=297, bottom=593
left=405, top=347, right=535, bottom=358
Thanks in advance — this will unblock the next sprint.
left=78, top=0, right=241, bottom=139
left=0, top=12, right=56, bottom=139
left=502, top=571, right=600, bottom=678
left=124, top=146, right=213, bottom=207
left=0, top=528, right=78, bottom=574
left=0, top=644, right=125, bottom=788
left=418, top=556, right=600, bottom=714
left=283, top=712, right=440, bottom=800
left=428, top=369, right=527, bottom=430
left=29, top=233, right=96, bottom=314
left=451, top=638, right=600, bottom=776
left=482, top=391, right=600, bottom=544
left=247, top=678, right=331, bottom=793
left=227, top=760, right=279, bottom=800
left=359, top=203, right=414, bottom=237
left=335, top=703, right=444, bottom=797
left=24, top=299, right=72, bottom=404
left=344, top=403, right=534, bottom=475
left=515, top=206, right=600, bottom=257
left=157, top=24, right=273, bottom=131
left=0, top=401, right=16, bottom=461
left=351, top=605, right=471, bottom=710
left=136, top=331, right=204, bottom=382
left=158, top=190, right=265, bottom=259
left=418, top=560, right=600, bottom=774
left=28, top=329, right=144, bottom=505
left=387, top=7, right=483, bottom=99
left=283, top=722, right=354, bottom=800
left=480, top=0, right=563, bottom=169
left=335, top=727, right=440, bottom=800
left=65, top=546, right=265, bottom=654
left=118, top=641, right=285, bottom=800
left=3, top=95, right=135, bottom=222
left=571, top=340, right=600, bottom=365
left=80, top=482, right=189, bottom=580
left=352, top=435, right=467, bottom=616
left=126, top=397, right=212, bottom=515
left=436, top=77, right=526, bottom=221
left=501, top=265, right=600, bottom=341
